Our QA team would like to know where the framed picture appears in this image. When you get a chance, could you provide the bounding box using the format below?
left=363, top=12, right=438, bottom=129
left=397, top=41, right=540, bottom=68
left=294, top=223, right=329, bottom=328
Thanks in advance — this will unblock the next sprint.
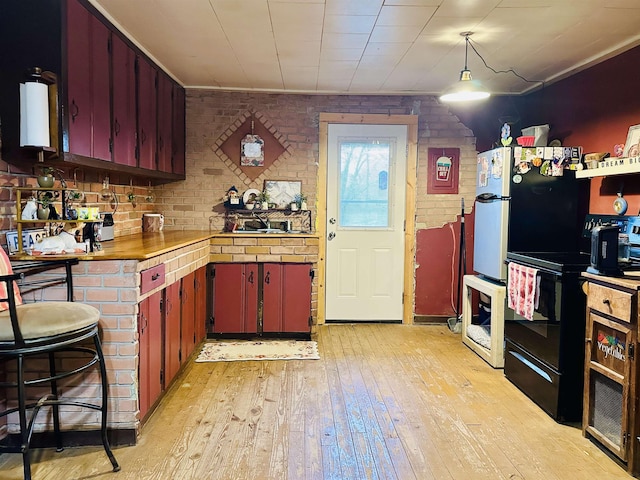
left=623, top=124, right=640, bottom=157
left=264, top=180, right=301, bottom=209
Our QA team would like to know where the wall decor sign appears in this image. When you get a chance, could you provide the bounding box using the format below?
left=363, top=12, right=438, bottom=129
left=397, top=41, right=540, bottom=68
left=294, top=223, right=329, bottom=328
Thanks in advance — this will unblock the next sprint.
left=264, top=180, right=301, bottom=209
left=240, top=118, right=265, bottom=166
left=427, top=148, right=459, bottom=194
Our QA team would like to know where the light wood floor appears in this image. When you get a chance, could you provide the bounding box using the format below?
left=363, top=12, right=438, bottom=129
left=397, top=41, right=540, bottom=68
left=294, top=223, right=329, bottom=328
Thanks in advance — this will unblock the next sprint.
left=0, top=324, right=633, bottom=479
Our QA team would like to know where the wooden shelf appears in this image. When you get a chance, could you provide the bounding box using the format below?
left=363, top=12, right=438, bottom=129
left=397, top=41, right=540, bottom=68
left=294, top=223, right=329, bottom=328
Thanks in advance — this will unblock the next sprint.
left=575, top=156, right=640, bottom=178
left=14, top=187, right=83, bottom=254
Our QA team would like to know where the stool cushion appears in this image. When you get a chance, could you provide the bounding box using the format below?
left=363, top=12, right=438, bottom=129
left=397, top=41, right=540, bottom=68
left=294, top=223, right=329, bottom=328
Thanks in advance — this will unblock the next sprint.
left=0, top=301, right=100, bottom=341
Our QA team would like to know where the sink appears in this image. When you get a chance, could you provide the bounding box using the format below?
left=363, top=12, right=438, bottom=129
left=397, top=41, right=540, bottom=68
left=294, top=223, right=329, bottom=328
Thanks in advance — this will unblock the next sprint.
left=233, top=229, right=284, bottom=234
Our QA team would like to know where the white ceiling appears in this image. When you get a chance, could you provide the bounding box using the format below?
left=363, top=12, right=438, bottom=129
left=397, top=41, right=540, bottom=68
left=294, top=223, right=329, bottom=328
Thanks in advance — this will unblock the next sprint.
left=89, top=0, right=640, bottom=95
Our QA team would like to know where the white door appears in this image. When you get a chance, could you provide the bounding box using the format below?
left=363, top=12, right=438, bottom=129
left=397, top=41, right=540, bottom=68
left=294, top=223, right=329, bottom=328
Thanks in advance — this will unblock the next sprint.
left=325, top=124, right=407, bottom=321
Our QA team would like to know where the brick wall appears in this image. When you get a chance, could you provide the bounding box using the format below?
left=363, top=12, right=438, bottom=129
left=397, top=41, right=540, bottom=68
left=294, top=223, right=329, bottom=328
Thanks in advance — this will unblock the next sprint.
left=159, top=91, right=477, bottom=233
left=171, top=91, right=477, bottom=318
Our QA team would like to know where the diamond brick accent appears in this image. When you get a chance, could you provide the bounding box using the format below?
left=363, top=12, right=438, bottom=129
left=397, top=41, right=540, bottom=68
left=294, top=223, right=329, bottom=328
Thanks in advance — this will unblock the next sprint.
left=212, top=110, right=292, bottom=185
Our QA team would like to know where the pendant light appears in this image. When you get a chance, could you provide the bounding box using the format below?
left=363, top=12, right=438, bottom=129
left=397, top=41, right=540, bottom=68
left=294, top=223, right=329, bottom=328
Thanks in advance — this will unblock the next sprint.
left=440, top=32, right=490, bottom=103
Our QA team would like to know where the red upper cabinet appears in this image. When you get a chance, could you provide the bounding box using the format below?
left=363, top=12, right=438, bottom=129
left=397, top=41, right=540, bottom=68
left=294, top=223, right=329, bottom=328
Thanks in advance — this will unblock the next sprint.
left=137, top=55, right=157, bottom=170
left=157, top=72, right=173, bottom=173
left=172, top=84, right=186, bottom=176
left=65, top=0, right=110, bottom=161
left=111, top=33, right=136, bottom=167
left=1, top=1, right=186, bottom=179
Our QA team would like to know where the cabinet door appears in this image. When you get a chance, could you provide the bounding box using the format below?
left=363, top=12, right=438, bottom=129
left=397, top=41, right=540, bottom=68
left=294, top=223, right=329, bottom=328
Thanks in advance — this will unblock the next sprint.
left=263, top=263, right=311, bottom=333
left=194, top=266, right=207, bottom=344
left=65, top=0, right=91, bottom=157
left=111, top=33, right=137, bottom=166
left=213, top=263, right=258, bottom=334
left=138, top=291, right=162, bottom=420
left=137, top=55, right=157, bottom=170
left=65, top=0, right=110, bottom=160
left=156, top=72, right=173, bottom=173
left=172, top=84, right=186, bottom=175
left=164, top=281, right=181, bottom=387
left=583, top=311, right=634, bottom=461
left=90, top=16, right=111, bottom=161
left=181, top=272, right=196, bottom=361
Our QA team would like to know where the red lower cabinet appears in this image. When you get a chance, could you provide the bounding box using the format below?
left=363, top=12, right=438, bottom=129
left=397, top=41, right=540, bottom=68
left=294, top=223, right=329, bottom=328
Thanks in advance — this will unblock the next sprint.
left=212, top=263, right=312, bottom=335
left=163, top=282, right=181, bottom=387
left=212, top=263, right=259, bottom=334
left=194, top=267, right=208, bottom=343
left=139, top=267, right=208, bottom=422
left=181, top=272, right=196, bottom=360
left=263, top=263, right=312, bottom=333
left=138, top=290, right=162, bottom=420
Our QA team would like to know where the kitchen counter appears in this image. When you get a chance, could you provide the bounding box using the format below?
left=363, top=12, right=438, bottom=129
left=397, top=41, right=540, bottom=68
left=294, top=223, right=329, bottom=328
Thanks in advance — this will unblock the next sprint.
left=582, top=271, right=640, bottom=291
left=10, top=230, right=212, bottom=261
left=10, top=230, right=318, bottom=261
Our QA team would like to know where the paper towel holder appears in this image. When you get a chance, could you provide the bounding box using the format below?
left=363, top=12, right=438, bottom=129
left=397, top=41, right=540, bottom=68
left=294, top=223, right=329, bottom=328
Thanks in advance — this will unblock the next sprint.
left=20, top=67, right=59, bottom=161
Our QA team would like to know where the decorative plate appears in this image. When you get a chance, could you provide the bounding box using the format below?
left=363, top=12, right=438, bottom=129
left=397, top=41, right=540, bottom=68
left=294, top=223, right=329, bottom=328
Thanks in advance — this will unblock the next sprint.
left=243, top=188, right=261, bottom=206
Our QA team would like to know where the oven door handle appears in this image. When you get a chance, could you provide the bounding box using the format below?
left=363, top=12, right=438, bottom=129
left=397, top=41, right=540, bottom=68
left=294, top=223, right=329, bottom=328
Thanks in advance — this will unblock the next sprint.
left=505, top=260, right=565, bottom=277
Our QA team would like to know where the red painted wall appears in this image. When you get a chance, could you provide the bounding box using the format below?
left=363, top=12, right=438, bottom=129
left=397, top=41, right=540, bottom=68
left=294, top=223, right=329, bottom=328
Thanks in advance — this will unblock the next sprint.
left=455, top=45, right=640, bottom=215
left=415, top=210, right=474, bottom=317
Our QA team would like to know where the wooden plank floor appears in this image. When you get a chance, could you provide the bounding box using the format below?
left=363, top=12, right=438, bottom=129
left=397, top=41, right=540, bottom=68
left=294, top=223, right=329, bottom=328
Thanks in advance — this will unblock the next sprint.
left=0, top=324, right=633, bottom=479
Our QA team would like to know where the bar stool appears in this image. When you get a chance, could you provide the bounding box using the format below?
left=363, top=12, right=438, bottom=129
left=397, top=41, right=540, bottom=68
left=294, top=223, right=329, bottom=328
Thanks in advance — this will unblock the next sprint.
left=0, top=252, right=120, bottom=479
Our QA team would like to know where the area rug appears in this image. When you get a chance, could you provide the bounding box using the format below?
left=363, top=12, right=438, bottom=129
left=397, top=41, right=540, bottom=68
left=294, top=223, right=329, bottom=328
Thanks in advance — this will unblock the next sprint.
left=195, top=340, right=320, bottom=362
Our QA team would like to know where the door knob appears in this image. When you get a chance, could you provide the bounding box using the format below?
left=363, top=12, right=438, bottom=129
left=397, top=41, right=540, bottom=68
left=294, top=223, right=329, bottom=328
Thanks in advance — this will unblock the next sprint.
left=328, top=232, right=335, bottom=241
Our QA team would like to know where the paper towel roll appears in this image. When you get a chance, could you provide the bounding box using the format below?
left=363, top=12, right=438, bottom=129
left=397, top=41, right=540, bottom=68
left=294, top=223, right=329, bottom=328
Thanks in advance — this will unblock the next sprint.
left=20, top=82, right=50, bottom=147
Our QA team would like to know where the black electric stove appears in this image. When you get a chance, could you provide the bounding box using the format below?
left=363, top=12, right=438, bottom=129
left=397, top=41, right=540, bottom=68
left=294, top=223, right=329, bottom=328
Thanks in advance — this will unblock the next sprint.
left=504, top=250, right=590, bottom=422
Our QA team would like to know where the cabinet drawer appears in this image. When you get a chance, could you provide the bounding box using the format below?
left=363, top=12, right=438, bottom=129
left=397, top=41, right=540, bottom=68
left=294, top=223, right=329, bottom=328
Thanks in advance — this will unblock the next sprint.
left=587, top=282, right=633, bottom=321
left=140, top=264, right=165, bottom=295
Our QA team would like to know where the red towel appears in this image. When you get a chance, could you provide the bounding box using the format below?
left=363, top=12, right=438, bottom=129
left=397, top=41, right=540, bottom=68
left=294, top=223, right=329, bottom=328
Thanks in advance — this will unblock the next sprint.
left=507, top=262, right=540, bottom=321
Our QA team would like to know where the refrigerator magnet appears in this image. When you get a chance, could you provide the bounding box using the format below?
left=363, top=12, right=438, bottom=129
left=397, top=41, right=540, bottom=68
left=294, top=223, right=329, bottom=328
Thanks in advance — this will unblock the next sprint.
left=513, top=174, right=523, bottom=184
left=516, top=161, right=531, bottom=174
left=491, top=156, right=503, bottom=178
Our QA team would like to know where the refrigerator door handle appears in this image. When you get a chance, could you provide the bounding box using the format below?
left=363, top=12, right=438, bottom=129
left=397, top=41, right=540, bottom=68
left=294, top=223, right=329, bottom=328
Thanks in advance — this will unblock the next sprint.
left=476, top=193, right=511, bottom=203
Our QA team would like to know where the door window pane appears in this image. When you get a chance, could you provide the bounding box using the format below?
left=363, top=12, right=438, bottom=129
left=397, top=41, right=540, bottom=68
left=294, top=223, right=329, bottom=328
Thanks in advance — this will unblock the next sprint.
left=339, top=141, right=391, bottom=228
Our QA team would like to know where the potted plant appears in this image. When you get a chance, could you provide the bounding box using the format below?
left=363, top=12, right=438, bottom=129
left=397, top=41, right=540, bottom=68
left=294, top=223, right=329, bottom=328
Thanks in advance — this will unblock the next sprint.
left=37, top=166, right=56, bottom=188
left=293, top=193, right=307, bottom=210
left=258, top=190, right=270, bottom=210
left=37, top=191, right=54, bottom=219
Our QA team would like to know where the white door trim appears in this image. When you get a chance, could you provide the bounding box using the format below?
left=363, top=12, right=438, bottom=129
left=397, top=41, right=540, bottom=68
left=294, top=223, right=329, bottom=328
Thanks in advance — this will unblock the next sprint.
left=317, top=113, right=418, bottom=325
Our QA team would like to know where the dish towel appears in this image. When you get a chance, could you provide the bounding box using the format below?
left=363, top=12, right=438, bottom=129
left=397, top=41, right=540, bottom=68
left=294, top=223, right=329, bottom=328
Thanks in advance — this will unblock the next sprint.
left=507, top=262, right=540, bottom=321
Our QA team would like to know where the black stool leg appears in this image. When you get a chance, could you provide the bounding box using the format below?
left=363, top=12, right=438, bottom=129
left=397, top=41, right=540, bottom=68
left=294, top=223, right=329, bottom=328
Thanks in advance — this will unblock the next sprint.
left=17, top=354, right=32, bottom=480
left=93, top=332, right=120, bottom=472
left=48, top=350, right=64, bottom=452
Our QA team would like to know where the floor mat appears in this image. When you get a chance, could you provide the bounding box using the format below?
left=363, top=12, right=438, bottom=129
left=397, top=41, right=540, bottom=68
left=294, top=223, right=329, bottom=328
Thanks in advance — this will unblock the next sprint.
left=195, top=340, right=320, bottom=362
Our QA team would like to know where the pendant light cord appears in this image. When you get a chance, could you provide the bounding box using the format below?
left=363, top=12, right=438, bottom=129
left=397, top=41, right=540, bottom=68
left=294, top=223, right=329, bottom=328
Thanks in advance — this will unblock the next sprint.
left=466, top=36, right=545, bottom=88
